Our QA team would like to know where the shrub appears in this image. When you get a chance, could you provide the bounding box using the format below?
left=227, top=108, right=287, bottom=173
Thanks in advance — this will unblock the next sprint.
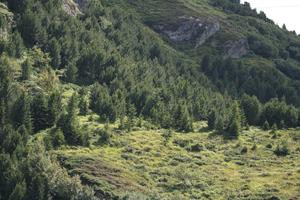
left=52, top=128, right=65, bottom=147
left=190, top=143, right=204, bottom=152
left=98, top=128, right=111, bottom=144
left=162, top=129, right=173, bottom=144
left=241, top=146, right=248, bottom=154
left=274, top=143, right=289, bottom=156
left=262, top=121, right=270, bottom=130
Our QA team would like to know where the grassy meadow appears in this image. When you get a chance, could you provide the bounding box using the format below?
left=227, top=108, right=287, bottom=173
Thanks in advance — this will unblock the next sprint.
left=53, top=115, right=300, bottom=200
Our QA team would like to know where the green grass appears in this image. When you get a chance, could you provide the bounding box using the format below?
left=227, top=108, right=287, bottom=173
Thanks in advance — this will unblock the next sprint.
left=54, top=119, right=300, bottom=199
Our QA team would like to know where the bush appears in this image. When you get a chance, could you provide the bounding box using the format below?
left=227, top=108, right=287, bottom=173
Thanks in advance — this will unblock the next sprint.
left=98, top=128, right=111, bottom=144
left=274, top=143, right=289, bottom=156
left=52, top=128, right=65, bottom=147
left=240, top=146, right=248, bottom=154
left=190, top=143, right=204, bottom=152
left=162, top=129, right=173, bottom=144
left=262, top=121, right=270, bottom=130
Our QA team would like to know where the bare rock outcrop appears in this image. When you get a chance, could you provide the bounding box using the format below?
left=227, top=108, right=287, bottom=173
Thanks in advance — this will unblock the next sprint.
left=152, top=16, right=220, bottom=48
left=223, top=38, right=249, bottom=58
left=62, top=0, right=82, bottom=16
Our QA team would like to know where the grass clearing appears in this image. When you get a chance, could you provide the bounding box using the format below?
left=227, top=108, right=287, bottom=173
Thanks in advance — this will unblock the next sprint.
left=54, top=120, right=300, bottom=199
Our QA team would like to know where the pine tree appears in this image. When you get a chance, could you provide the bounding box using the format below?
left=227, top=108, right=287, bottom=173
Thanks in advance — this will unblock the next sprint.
left=263, top=121, right=270, bottom=130
left=13, top=92, right=32, bottom=134
left=31, top=94, right=49, bottom=132
left=7, top=32, right=24, bottom=58
left=79, top=88, right=89, bottom=115
left=228, top=101, right=242, bottom=138
left=208, top=109, right=216, bottom=130
left=125, top=103, right=136, bottom=132
left=214, top=115, right=224, bottom=132
left=174, top=103, right=193, bottom=132
left=240, top=94, right=261, bottom=125
left=65, top=62, right=78, bottom=83
left=49, top=38, right=61, bottom=69
left=48, top=90, right=62, bottom=125
left=58, top=93, right=83, bottom=145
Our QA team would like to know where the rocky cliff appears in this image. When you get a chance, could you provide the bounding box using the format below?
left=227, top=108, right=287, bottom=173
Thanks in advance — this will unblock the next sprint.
left=152, top=16, right=220, bottom=48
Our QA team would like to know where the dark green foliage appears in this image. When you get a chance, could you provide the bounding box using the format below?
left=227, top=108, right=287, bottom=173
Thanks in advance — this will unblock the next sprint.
left=48, top=38, right=61, bottom=69
left=125, top=103, right=136, bottom=132
left=21, top=59, right=32, bottom=80
left=57, top=94, right=85, bottom=146
left=51, top=128, right=65, bottom=148
left=31, top=93, right=51, bottom=132
left=12, top=92, right=32, bottom=133
left=248, top=35, right=278, bottom=58
left=227, top=102, right=242, bottom=138
left=79, top=88, right=89, bottom=115
left=90, top=83, right=117, bottom=122
left=208, top=110, right=217, bottom=130
left=274, top=143, right=289, bottom=156
left=8, top=181, right=27, bottom=200
left=6, top=31, right=25, bottom=58
left=263, top=121, right=270, bottom=131
left=98, top=124, right=111, bottom=144
left=240, top=94, right=261, bottom=125
left=65, top=62, right=78, bottom=83
left=261, top=98, right=298, bottom=128
left=48, top=90, right=62, bottom=125
left=162, top=129, right=173, bottom=144
left=211, top=0, right=271, bottom=22
left=174, top=103, right=193, bottom=132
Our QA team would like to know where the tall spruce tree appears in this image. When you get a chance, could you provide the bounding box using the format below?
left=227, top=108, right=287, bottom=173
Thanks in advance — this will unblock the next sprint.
left=13, top=92, right=32, bottom=134
left=228, top=101, right=242, bottom=138
left=58, top=93, right=83, bottom=145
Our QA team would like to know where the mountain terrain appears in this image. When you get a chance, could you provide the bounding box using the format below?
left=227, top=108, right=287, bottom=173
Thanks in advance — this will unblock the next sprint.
left=0, top=0, right=300, bottom=199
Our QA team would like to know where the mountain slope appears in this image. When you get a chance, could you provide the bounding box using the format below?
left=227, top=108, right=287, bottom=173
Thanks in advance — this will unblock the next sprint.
left=1, top=0, right=300, bottom=199
left=111, top=0, right=300, bottom=105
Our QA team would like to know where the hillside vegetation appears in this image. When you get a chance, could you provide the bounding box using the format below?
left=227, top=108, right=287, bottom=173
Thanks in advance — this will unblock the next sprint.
left=0, top=0, right=300, bottom=199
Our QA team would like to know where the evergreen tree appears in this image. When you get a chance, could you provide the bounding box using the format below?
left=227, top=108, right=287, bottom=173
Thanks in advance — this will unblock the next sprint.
left=174, top=103, right=193, bottom=132
left=90, top=83, right=117, bottom=122
left=57, top=94, right=83, bottom=145
left=21, top=59, right=32, bottom=80
left=79, top=88, right=89, bottom=115
left=228, top=101, right=242, bottom=138
left=208, top=109, right=217, bottom=130
left=125, top=103, right=136, bottom=132
left=13, top=92, right=32, bottom=134
left=0, top=99, right=6, bottom=127
left=65, top=61, right=78, bottom=83
left=49, top=38, right=61, bottom=69
left=7, top=32, right=24, bottom=58
left=31, top=93, right=50, bottom=132
left=240, top=94, right=261, bottom=125
left=214, top=115, right=224, bottom=132
left=48, top=90, right=62, bottom=125
left=8, top=181, right=26, bottom=200
left=262, top=121, right=270, bottom=130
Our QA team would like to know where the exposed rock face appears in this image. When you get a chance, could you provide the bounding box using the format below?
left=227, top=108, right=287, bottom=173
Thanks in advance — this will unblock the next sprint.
left=223, top=39, right=249, bottom=58
left=152, top=16, right=220, bottom=48
left=62, top=0, right=82, bottom=16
